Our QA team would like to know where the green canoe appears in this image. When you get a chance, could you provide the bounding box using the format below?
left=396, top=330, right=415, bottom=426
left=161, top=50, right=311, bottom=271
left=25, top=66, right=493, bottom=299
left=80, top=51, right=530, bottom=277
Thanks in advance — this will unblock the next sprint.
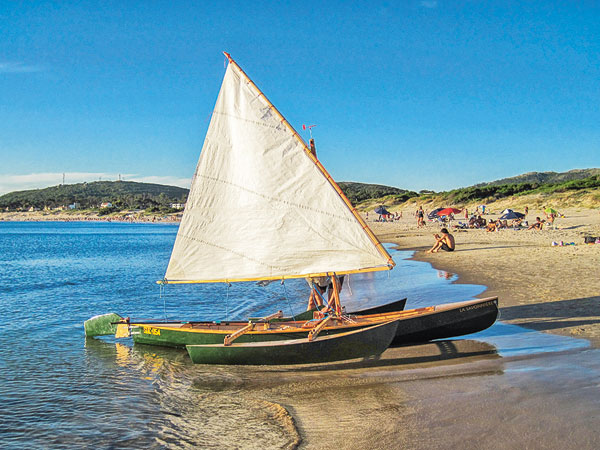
left=185, top=319, right=399, bottom=365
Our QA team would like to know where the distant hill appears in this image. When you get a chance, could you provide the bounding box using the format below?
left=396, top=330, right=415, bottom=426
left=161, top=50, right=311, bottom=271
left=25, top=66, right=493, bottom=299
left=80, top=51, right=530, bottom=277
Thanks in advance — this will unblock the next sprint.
left=337, top=182, right=418, bottom=204
left=0, top=180, right=414, bottom=211
left=3, top=171, right=596, bottom=213
left=475, top=169, right=600, bottom=187
left=0, top=181, right=189, bottom=211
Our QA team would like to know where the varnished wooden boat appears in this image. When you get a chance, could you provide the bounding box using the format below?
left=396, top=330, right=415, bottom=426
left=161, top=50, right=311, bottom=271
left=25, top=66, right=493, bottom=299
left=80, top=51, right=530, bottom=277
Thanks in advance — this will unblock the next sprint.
left=84, top=297, right=497, bottom=349
left=282, top=297, right=407, bottom=321
left=185, top=320, right=399, bottom=365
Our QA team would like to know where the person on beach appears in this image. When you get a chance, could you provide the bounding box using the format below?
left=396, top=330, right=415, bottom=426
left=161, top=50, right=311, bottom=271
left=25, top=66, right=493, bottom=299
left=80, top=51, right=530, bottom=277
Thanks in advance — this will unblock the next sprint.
left=416, top=207, right=425, bottom=227
left=306, top=276, right=328, bottom=310
left=306, top=275, right=345, bottom=310
left=427, top=228, right=455, bottom=253
left=527, top=217, right=544, bottom=230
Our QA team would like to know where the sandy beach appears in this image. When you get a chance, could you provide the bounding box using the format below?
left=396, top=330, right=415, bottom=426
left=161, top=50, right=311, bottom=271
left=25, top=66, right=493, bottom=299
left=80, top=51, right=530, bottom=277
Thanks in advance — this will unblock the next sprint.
left=3, top=207, right=600, bottom=448
left=0, top=210, right=181, bottom=223
left=370, top=207, right=600, bottom=347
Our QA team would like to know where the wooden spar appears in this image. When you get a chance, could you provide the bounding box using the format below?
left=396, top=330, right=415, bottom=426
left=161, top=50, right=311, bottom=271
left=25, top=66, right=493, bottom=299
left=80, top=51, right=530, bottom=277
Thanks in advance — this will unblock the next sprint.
left=221, top=51, right=395, bottom=270
left=158, top=265, right=390, bottom=284
left=224, top=322, right=255, bottom=346
left=223, top=310, right=283, bottom=346
left=309, top=138, right=316, bottom=157
left=307, top=315, right=333, bottom=341
left=331, top=275, right=342, bottom=316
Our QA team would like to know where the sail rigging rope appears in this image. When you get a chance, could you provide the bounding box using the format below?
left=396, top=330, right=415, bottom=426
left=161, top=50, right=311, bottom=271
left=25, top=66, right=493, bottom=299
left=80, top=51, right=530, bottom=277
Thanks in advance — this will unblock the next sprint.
left=225, top=282, right=231, bottom=321
left=281, top=280, right=295, bottom=321
left=159, top=283, right=167, bottom=322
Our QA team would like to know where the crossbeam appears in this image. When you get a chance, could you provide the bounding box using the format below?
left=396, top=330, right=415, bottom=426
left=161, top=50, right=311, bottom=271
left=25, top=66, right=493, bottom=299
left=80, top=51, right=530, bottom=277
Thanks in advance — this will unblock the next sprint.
left=224, top=310, right=283, bottom=346
left=308, top=315, right=333, bottom=341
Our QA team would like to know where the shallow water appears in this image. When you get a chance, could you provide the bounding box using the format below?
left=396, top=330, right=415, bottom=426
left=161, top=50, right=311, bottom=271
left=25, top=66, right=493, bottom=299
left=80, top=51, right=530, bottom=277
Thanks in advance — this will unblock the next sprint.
left=0, top=221, right=596, bottom=449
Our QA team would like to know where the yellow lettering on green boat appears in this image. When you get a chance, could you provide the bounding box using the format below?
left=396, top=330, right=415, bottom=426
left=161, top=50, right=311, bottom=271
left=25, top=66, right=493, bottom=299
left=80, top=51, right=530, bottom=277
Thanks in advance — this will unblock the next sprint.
left=143, top=326, right=161, bottom=336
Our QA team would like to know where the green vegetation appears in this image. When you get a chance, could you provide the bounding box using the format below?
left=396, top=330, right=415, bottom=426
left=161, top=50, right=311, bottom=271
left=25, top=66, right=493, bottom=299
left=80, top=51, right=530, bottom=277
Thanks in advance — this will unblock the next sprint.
left=2, top=170, right=598, bottom=214
left=338, top=182, right=418, bottom=204
left=474, top=168, right=600, bottom=187
left=438, top=175, right=600, bottom=204
left=0, top=181, right=188, bottom=211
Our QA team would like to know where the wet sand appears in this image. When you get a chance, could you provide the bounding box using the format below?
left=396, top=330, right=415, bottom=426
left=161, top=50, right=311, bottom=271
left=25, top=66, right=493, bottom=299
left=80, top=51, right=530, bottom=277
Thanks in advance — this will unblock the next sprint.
left=276, top=207, right=600, bottom=449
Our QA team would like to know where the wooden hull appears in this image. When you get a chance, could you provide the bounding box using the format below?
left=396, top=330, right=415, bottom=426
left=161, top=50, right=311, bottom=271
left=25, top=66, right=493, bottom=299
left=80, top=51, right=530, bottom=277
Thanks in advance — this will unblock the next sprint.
left=360, top=297, right=499, bottom=346
left=90, top=297, right=497, bottom=349
left=352, top=298, right=407, bottom=315
left=131, top=318, right=378, bottom=348
left=186, top=320, right=399, bottom=365
left=281, top=297, right=407, bottom=321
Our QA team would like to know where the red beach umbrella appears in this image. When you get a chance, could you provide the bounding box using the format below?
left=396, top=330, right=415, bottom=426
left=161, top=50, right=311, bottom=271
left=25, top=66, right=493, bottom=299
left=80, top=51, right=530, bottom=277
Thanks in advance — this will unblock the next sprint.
left=436, top=208, right=461, bottom=216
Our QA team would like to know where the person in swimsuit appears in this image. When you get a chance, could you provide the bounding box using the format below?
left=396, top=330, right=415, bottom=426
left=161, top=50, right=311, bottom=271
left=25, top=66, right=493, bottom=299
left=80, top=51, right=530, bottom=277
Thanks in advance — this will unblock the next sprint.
left=416, top=207, right=425, bottom=227
left=426, top=228, right=455, bottom=253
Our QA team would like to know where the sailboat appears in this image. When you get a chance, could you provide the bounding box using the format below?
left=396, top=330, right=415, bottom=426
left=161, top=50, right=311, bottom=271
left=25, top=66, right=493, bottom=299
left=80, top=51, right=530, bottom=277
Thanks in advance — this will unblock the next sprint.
left=84, top=53, right=498, bottom=365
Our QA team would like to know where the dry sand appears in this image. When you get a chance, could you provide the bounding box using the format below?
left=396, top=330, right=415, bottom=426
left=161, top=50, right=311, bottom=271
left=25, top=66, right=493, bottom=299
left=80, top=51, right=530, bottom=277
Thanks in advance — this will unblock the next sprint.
left=370, top=207, right=600, bottom=347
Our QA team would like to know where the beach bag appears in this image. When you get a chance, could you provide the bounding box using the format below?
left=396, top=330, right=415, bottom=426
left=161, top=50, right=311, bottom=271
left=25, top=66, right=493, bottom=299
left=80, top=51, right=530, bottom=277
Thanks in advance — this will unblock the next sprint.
left=583, top=236, right=597, bottom=244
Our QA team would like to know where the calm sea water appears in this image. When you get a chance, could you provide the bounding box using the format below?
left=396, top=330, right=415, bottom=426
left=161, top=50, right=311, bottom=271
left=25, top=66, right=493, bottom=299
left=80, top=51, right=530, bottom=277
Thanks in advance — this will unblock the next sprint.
left=0, top=221, right=506, bottom=448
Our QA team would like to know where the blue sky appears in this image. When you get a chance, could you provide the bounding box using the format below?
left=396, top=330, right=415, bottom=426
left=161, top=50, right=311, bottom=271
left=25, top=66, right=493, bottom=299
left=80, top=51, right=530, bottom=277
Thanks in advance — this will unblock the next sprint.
left=1, top=0, right=598, bottom=194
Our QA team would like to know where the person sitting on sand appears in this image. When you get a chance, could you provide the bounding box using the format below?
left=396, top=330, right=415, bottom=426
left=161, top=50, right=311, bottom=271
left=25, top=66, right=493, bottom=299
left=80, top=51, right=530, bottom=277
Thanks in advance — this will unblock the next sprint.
left=527, top=217, right=544, bottom=230
left=427, top=228, right=455, bottom=253
left=486, top=221, right=497, bottom=232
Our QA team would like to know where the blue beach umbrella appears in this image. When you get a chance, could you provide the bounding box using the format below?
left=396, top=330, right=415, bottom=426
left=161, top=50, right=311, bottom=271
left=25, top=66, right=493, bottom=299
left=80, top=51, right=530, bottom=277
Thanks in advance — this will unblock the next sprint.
left=375, top=206, right=390, bottom=215
left=499, top=211, right=525, bottom=220
left=428, top=208, right=443, bottom=219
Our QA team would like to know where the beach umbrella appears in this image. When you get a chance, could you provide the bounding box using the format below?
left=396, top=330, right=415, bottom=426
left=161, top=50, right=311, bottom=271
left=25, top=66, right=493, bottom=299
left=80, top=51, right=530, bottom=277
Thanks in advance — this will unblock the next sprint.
left=545, top=207, right=558, bottom=214
left=374, top=206, right=390, bottom=215
left=428, top=208, right=443, bottom=219
left=501, top=209, right=514, bottom=214
left=499, top=211, right=525, bottom=220
left=436, top=208, right=461, bottom=216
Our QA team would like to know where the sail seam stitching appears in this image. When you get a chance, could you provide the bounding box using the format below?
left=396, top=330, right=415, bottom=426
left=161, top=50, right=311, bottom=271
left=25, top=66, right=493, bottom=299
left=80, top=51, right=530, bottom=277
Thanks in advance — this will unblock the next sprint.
left=196, top=174, right=359, bottom=223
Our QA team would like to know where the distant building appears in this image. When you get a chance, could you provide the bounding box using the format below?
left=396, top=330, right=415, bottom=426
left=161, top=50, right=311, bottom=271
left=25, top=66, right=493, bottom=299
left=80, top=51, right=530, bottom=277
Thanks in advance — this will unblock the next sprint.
left=53, top=205, right=67, bottom=211
left=170, top=203, right=186, bottom=210
left=28, top=206, right=40, bottom=212
left=68, top=203, right=80, bottom=210
left=100, top=202, right=113, bottom=208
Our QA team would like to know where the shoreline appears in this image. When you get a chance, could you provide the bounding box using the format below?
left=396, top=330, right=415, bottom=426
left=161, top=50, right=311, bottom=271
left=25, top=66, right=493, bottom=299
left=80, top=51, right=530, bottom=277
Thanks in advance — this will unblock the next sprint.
left=5, top=208, right=599, bottom=347
left=370, top=206, right=600, bottom=347
left=0, top=211, right=181, bottom=224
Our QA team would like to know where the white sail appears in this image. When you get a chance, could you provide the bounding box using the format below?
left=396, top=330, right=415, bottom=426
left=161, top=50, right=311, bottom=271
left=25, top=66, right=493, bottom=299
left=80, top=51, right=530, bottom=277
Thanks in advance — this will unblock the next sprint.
left=164, top=56, right=393, bottom=283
